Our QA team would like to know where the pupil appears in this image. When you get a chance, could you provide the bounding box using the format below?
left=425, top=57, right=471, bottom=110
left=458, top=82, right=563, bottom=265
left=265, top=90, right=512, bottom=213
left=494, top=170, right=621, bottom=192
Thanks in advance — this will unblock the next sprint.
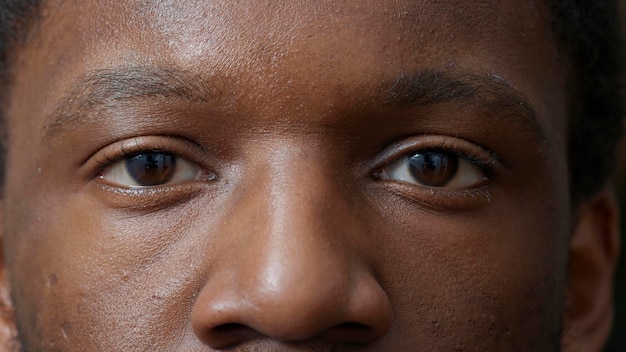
left=408, top=151, right=458, bottom=187
left=126, top=152, right=176, bottom=186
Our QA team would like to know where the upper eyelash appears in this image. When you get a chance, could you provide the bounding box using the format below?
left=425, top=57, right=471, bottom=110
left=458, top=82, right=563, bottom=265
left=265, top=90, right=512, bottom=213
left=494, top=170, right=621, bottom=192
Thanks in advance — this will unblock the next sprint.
left=84, top=136, right=207, bottom=180
left=381, top=147, right=498, bottom=174
left=368, top=134, right=506, bottom=184
left=444, top=149, right=500, bottom=173
left=421, top=137, right=501, bottom=167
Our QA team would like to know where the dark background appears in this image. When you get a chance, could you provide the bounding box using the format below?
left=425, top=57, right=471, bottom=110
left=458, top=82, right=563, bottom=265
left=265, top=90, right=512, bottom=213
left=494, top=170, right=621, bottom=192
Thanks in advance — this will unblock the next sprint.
left=605, top=0, right=625, bottom=334
left=605, top=139, right=626, bottom=350
left=601, top=3, right=625, bottom=350
left=605, top=150, right=626, bottom=349
left=607, top=2, right=626, bottom=347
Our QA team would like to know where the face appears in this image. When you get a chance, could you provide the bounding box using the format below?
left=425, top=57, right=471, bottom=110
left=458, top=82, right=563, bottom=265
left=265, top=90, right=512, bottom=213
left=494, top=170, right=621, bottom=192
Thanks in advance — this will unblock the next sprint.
left=0, top=0, right=581, bottom=350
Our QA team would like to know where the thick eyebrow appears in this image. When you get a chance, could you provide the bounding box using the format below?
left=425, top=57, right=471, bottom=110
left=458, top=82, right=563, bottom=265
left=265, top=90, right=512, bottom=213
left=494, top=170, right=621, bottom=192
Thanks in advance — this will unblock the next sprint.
left=380, top=70, right=545, bottom=141
left=43, top=66, right=220, bottom=139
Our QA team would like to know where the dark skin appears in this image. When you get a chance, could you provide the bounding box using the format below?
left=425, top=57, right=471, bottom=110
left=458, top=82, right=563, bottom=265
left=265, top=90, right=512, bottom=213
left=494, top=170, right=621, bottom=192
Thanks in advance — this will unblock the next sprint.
left=0, top=0, right=620, bottom=350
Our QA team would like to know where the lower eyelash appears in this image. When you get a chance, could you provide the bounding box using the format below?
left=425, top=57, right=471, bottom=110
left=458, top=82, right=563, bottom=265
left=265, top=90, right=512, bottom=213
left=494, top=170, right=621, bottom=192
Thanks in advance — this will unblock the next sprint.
left=386, top=181, right=494, bottom=212
left=94, top=178, right=212, bottom=212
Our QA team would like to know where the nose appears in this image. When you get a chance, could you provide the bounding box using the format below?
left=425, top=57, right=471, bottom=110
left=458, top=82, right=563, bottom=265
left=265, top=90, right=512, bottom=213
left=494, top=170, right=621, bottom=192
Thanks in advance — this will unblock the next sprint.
left=191, top=154, right=392, bottom=348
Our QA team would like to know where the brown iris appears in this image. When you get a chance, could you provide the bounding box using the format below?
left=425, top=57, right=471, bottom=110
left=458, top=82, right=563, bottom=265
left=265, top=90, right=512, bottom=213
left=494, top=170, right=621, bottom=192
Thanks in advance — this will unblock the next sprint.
left=408, top=151, right=458, bottom=187
left=126, top=152, right=176, bottom=186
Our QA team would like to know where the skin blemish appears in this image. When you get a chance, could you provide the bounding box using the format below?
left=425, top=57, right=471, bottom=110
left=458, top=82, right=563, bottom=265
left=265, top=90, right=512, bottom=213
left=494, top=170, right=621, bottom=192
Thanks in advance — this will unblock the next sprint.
left=46, top=274, right=57, bottom=287
left=60, top=321, right=70, bottom=340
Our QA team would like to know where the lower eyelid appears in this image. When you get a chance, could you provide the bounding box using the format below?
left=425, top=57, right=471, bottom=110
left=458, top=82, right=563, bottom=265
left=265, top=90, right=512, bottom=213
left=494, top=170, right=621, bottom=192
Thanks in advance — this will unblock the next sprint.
left=94, top=181, right=211, bottom=211
left=384, top=181, right=494, bottom=211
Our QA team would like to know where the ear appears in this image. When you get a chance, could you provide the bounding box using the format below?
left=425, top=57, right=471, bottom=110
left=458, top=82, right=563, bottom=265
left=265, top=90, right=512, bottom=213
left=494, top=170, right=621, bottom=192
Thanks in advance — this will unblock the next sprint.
left=0, top=207, right=19, bottom=351
left=562, top=187, right=620, bottom=351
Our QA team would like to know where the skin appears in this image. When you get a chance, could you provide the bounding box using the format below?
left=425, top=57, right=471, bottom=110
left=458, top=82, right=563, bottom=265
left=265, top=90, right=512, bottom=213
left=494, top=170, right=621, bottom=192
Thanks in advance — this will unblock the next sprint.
left=0, top=0, right=620, bottom=351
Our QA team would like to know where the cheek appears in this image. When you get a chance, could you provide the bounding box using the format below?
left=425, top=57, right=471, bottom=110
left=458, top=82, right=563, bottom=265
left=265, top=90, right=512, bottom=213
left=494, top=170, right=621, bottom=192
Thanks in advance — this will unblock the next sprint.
left=377, top=194, right=570, bottom=349
left=4, top=193, right=217, bottom=350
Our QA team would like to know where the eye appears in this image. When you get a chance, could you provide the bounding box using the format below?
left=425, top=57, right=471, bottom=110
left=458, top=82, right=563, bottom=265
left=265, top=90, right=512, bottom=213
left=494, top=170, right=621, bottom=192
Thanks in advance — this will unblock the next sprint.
left=380, top=150, right=487, bottom=189
left=100, top=151, right=214, bottom=188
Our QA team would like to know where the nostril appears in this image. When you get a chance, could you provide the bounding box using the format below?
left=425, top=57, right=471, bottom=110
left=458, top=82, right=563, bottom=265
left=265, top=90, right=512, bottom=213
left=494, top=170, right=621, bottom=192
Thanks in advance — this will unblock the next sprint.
left=322, top=322, right=379, bottom=344
left=335, top=322, right=370, bottom=332
left=212, top=322, right=249, bottom=335
left=210, top=322, right=378, bottom=346
left=204, top=323, right=263, bottom=348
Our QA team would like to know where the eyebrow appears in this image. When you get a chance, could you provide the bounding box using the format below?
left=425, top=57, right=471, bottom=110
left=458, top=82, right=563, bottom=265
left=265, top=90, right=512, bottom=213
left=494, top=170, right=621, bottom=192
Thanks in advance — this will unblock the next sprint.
left=43, top=66, right=221, bottom=138
left=380, top=70, right=545, bottom=141
left=43, top=66, right=545, bottom=142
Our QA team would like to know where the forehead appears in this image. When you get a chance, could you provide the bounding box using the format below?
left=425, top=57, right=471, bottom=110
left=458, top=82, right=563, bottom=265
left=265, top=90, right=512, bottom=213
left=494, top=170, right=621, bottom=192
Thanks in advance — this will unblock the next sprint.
left=56, top=0, right=552, bottom=72
left=21, top=0, right=563, bottom=124
left=77, top=0, right=545, bottom=55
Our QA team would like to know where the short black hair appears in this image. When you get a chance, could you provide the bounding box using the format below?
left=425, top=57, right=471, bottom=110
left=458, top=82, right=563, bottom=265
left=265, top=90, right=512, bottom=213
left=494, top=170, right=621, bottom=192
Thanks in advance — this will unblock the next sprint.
left=547, top=0, right=625, bottom=201
left=0, top=0, right=623, bottom=201
left=0, top=0, right=40, bottom=190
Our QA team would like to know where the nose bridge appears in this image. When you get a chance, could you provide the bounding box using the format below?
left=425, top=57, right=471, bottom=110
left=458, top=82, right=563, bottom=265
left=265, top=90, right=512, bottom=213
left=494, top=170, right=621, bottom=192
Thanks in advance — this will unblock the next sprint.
left=191, top=145, right=392, bottom=347
left=265, top=146, right=350, bottom=247
left=252, top=148, right=354, bottom=302
left=239, top=146, right=359, bottom=310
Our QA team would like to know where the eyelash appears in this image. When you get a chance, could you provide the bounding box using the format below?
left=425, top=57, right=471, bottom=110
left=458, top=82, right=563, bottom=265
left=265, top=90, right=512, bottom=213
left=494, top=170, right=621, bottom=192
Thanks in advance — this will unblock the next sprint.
left=371, top=135, right=503, bottom=207
left=376, top=135, right=500, bottom=170
left=86, top=135, right=502, bottom=211
left=85, top=136, right=213, bottom=183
